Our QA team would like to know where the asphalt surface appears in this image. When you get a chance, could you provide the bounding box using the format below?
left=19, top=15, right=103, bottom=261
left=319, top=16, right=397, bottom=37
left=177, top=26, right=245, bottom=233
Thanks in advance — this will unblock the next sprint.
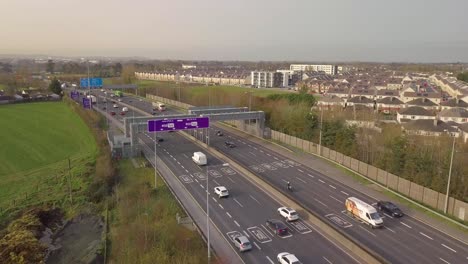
left=79, top=90, right=468, bottom=264
left=78, top=91, right=359, bottom=264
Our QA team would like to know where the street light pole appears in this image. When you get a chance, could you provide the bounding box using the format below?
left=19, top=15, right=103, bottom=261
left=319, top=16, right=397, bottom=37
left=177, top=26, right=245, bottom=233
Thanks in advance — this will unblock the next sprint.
left=444, top=135, right=456, bottom=214
left=154, top=132, right=158, bottom=189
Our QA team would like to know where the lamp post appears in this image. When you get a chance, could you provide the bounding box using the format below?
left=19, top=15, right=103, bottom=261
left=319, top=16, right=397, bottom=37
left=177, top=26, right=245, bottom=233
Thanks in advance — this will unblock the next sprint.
left=244, top=91, right=252, bottom=126
left=206, top=163, right=229, bottom=263
left=444, top=133, right=456, bottom=214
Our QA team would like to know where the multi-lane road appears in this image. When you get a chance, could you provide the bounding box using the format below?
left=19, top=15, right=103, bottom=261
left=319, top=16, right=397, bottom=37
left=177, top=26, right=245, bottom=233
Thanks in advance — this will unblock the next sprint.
left=86, top=90, right=468, bottom=264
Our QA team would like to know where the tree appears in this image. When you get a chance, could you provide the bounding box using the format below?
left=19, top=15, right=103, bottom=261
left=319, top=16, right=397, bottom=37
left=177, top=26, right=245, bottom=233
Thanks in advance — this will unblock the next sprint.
left=114, top=62, right=123, bottom=76
left=46, top=60, right=55, bottom=74
left=49, top=77, right=62, bottom=94
left=457, top=72, right=468, bottom=82
left=121, top=64, right=136, bottom=84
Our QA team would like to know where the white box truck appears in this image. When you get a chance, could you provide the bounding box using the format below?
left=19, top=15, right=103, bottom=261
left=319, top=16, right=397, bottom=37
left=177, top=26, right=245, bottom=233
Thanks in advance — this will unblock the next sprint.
left=345, top=197, right=383, bottom=229
left=152, top=102, right=166, bottom=111
left=192, top=152, right=207, bottom=166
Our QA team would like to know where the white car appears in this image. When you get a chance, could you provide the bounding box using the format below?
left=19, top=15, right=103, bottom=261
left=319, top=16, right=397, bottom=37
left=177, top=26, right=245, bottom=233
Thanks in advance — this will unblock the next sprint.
left=278, top=207, right=299, bottom=221
left=214, top=186, right=229, bottom=198
left=118, top=98, right=122, bottom=102
left=277, top=252, right=301, bottom=264
left=113, top=104, right=118, bottom=108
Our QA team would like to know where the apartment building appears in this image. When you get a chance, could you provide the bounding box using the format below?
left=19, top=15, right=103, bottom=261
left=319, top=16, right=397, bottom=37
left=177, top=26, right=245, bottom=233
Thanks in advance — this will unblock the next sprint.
left=251, top=71, right=286, bottom=88
left=290, top=64, right=338, bottom=75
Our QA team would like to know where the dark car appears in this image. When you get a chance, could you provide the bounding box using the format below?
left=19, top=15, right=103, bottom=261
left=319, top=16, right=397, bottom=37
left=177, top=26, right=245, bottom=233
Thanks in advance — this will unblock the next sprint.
left=377, top=201, right=404, bottom=217
left=216, top=130, right=223, bottom=136
left=156, top=137, right=164, bottom=142
left=120, top=111, right=125, bottom=116
left=266, top=219, right=288, bottom=236
left=225, top=141, right=236, bottom=148
left=110, top=111, right=116, bottom=116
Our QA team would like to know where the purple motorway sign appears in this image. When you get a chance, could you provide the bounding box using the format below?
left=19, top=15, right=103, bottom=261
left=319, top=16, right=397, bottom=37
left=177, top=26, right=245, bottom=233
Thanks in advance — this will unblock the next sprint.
left=82, top=98, right=91, bottom=109
left=148, top=117, right=210, bottom=132
left=71, top=90, right=79, bottom=100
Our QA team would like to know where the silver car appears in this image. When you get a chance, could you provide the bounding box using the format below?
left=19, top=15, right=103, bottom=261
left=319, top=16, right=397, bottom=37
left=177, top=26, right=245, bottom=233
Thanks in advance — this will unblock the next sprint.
left=233, top=235, right=252, bottom=252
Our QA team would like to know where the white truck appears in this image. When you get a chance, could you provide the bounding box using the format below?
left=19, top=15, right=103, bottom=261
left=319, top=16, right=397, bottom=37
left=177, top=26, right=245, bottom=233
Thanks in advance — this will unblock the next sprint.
left=86, top=95, right=97, bottom=104
left=152, top=101, right=166, bottom=111
left=192, top=152, right=207, bottom=166
left=345, top=197, right=383, bottom=229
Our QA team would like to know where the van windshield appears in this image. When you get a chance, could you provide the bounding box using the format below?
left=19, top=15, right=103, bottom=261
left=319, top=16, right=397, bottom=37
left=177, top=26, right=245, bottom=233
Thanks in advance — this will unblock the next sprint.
left=370, top=212, right=381, bottom=220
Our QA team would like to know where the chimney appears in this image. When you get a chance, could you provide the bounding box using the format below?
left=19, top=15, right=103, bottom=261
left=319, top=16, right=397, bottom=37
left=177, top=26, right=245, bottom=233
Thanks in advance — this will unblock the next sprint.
left=456, top=97, right=460, bottom=104
left=433, top=116, right=438, bottom=127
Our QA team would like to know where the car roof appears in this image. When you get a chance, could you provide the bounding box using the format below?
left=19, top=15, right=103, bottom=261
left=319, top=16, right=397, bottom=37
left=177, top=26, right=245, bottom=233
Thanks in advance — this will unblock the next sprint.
left=237, top=236, right=249, bottom=243
left=284, top=254, right=299, bottom=262
left=216, top=186, right=227, bottom=191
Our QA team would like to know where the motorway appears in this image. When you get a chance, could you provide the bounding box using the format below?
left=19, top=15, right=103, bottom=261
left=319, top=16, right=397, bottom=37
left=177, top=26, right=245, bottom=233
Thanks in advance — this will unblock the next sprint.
left=88, top=90, right=468, bottom=264
left=86, top=91, right=360, bottom=264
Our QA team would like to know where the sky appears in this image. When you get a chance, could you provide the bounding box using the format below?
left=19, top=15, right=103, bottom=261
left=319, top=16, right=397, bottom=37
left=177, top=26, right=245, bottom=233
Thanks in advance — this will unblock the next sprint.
left=0, top=0, right=467, bottom=62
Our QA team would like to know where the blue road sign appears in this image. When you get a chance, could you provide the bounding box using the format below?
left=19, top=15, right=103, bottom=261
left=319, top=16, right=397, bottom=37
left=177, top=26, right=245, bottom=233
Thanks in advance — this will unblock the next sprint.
left=82, top=98, right=91, bottom=109
left=80, top=78, right=103, bottom=88
left=71, top=90, right=79, bottom=100
left=148, top=117, right=210, bottom=132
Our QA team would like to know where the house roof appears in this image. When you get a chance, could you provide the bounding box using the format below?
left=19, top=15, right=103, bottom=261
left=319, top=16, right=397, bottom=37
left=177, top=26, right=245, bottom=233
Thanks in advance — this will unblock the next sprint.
left=319, top=95, right=344, bottom=103
left=403, top=119, right=458, bottom=133
left=459, top=123, right=468, bottom=132
left=406, top=98, right=438, bottom=107
left=438, top=107, right=468, bottom=118
left=398, top=106, right=435, bottom=116
left=377, top=97, right=404, bottom=105
left=347, top=96, right=374, bottom=104
left=440, top=98, right=468, bottom=108
left=376, top=89, right=399, bottom=96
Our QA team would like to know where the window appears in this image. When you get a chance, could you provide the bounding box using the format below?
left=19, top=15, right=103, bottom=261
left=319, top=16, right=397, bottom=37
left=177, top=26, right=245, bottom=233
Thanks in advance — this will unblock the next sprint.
left=411, top=116, right=415, bottom=119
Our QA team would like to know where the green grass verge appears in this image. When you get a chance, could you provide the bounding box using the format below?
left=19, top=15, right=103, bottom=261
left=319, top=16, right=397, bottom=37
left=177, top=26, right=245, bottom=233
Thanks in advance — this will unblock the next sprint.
left=108, top=159, right=208, bottom=263
left=0, top=102, right=98, bottom=223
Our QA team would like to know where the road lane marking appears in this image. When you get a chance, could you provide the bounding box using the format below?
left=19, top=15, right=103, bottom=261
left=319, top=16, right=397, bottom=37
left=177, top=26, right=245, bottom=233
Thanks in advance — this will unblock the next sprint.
left=266, top=256, right=274, bottom=264
left=261, top=224, right=275, bottom=237
left=243, top=230, right=250, bottom=238
left=383, top=213, right=394, bottom=219
left=248, top=226, right=272, bottom=243
left=253, top=147, right=258, bottom=150
left=212, top=197, right=217, bottom=202
left=439, top=257, right=450, bottom=264
left=329, top=195, right=342, bottom=203
left=400, top=222, right=412, bottom=229
left=319, top=179, right=325, bottom=183
left=253, top=242, right=261, bottom=250
left=194, top=179, right=199, bottom=183
left=213, top=179, right=220, bottom=186
left=234, top=220, right=240, bottom=227
left=259, top=150, right=264, bottom=153
left=227, top=176, right=235, bottom=183
left=307, top=173, right=315, bottom=178
left=341, top=191, right=349, bottom=195
left=441, top=244, right=457, bottom=253
left=384, top=226, right=395, bottom=233
left=323, top=256, right=333, bottom=264
left=419, top=232, right=433, bottom=240
left=233, top=198, right=244, bottom=208
left=219, top=204, right=224, bottom=210
left=297, top=169, right=304, bottom=173
left=249, top=195, right=261, bottom=205
left=314, top=198, right=328, bottom=207
left=273, top=157, right=278, bottom=160
left=329, top=184, right=336, bottom=189
left=185, top=169, right=189, bottom=173
left=358, top=225, right=377, bottom=237
left=296, top=177, right=307, bottom=184
left=226, top=212, right=232, bottom=218
left=177, top=161, right=181, bottom=165
left=287, top=219, right=313, bottom=234
left=266, top=153, right=271, bottom=156
left=182, top=154, right=188, bottom=158
left=249, top=152, right=256, bottom=156
left=199, top=184, right=204, bottom=189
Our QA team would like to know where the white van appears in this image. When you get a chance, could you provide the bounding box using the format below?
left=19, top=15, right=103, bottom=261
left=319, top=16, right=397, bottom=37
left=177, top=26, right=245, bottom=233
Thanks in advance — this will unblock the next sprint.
left=122, top=107, right=129, bottom=112
left=192, top=152, right=207, bottom=166
left=345, top=197, right=383, bottom=228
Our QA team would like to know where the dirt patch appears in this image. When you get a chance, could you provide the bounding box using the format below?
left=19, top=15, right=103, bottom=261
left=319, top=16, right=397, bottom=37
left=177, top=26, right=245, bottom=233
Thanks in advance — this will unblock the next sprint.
left=46, top=214, right=104, bottom=264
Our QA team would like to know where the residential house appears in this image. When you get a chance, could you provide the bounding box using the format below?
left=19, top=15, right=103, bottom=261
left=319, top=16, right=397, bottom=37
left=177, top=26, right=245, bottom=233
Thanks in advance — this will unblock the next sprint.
left=440, top=98, right=468, bottom=110
left=406, top=98, right=439, bottom=111
left=438, top=108, right=468, bottom=124
left=316, top=95, right=345, bottom=108
left=397, top=106, right=436, bottom=123
left=376, top=97, right=404, bottom=114
left=346, top=96, right=375, bottom=108
left=326, top=87, right=350, bottom=99
left=375, top=89, right=399, bottom=100
left=349, top=87, right=375, bottom=100
left=459, top=123, right=468, bottom=143
left=402, top=119, right=459, bottom=137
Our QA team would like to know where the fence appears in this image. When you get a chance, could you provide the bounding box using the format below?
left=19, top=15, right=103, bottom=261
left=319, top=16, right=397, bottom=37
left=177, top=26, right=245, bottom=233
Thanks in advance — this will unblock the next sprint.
left=270, top=130, right=468, bottom=221
left=144, top=94, right=468, bottom=221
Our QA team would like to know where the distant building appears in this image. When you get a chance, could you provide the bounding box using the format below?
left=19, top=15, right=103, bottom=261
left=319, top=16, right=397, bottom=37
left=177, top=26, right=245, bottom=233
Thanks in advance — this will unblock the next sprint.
left=182, top=64, right=197, bottom=69
left=290, top=64, right=338, bottom=75
left=251, top=71, right=286, bottom=88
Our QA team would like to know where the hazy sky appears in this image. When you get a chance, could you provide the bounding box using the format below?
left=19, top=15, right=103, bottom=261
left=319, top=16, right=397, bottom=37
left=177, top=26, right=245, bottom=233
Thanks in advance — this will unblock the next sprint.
left=1, top=0, right=467, bottom=62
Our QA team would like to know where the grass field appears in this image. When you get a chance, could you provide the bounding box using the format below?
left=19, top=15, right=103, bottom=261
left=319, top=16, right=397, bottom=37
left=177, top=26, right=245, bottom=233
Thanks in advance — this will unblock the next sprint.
left=0, top=102, right=97, bottom=222
left=108, top=160, right=208, bottom=263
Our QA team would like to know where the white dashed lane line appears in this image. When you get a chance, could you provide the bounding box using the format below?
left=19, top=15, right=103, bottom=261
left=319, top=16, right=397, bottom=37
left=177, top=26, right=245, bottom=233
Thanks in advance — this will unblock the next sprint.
left=296, top=177, right=307, bottom=184
left=341, top=190, right=349, bottom=195
left=329, top=184, right=336, bottom=189
left=266, top=153, right=271, bottom=156
left=439, top=257, right=450, bottom=264
left=384, top=226, right=395, bottom=233
left=249, top=195, right=261, bottom=205
left=219, top=204, right=224, bottom=210
left=318, top=179, right=325, bottom=183
left=441, top=244, right=457, bottom=253
left=419, top=232, right=433, bottom=240
left=211, top=197, right=217, bottom=203
left=323, top=257, right=333, bottom=264
left=243, top=230, right=250, bottom=238
left=266, top=256, right=274, bottom=264
left=307, top=173, right=314, bottom=178
left=297, top=169, right=304, bottom=173
left=234, top=220, right=241, bottom=227
left=226, top=212, right=232, bottom=218
left=314, top=198, right=328, bottom=207
left=329, top=195, right=342, bottom=203
left=253, top=242, right=261, bottom=250
left=233, top=198, right=244, bottom=208
left=400, top=222, right=412, bottom=229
